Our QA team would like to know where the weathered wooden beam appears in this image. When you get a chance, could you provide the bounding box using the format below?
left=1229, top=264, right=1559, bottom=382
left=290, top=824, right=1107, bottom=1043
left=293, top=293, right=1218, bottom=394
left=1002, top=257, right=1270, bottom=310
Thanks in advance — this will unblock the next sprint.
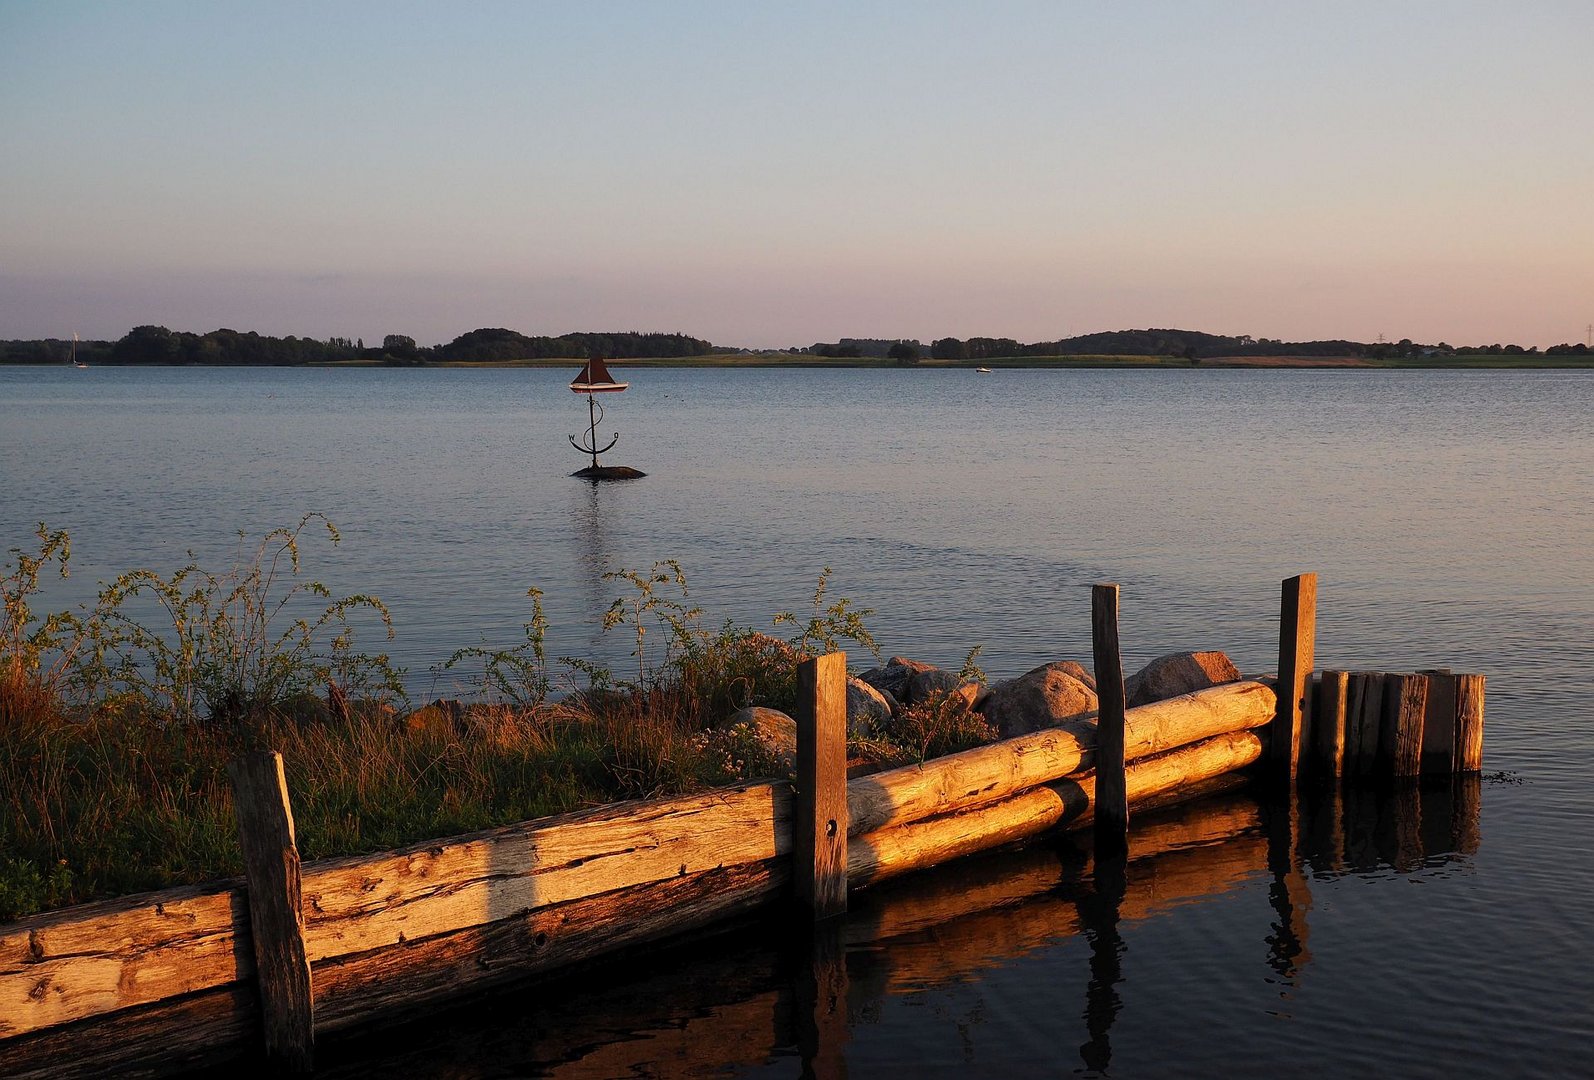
left=1312, top=670, right=1349, bottom=779
left=1271, top=573, right=1317, bottom=781
left=228, top=750, right=314, bottom=1072
left=0, top=881, right=248, bottom=1042
left=300, top=782, right=789, bottom=963
left=1419, top=670, right=1459, bottom=774
left=1346, top=672, right=1385, bottom=778
left=1091, top=583, right=1129, bottom=861
left=1455, top=674, right=1486, bottom=772
left=312, top=859, right=786, bottom=1032
left=1384, top=674, right=1429, bottom=779
left=795, top=651, right=849, bottom=919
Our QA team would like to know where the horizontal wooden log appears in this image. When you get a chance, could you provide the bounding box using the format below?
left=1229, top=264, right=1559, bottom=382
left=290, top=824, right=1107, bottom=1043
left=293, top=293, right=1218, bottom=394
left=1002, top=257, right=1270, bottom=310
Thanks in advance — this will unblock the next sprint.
left=847, top=679, right=1276, bottom=837
left=0, top=881, right=249, bottom=1042
left=312, top=859, right=787, bottom=1032
left=300, top=781, right=790, bottom=963
left=850, top=728, right=1265, bottom=888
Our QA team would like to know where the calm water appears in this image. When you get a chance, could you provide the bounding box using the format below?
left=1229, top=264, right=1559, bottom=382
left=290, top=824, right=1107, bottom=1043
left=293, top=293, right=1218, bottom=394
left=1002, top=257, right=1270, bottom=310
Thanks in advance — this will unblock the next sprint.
left=3, top=364, right=1593, bottom=1075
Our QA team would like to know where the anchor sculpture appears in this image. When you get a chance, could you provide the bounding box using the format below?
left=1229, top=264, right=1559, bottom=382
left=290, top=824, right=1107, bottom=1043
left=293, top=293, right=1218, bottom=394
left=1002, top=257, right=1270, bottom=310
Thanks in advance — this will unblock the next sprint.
left=569, top=357, right=646, bottom=480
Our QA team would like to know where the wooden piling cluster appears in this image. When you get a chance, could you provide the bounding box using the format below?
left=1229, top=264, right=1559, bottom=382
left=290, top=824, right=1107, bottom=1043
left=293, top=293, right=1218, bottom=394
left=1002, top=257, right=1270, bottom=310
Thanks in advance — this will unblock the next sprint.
left=0, top=575, right=1485, bottom=1075
left=1302, top=669, right=1486, bottom=781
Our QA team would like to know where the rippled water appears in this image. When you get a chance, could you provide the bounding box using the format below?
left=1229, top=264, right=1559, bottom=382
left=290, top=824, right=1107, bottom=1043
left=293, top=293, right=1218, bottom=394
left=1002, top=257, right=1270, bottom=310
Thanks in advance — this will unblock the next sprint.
left=3, top=364, right=1592, bottom=1075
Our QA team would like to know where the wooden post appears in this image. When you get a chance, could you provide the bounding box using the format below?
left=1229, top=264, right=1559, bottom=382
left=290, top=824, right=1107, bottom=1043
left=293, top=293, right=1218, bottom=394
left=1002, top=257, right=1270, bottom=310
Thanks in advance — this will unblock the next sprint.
left=1271, top=574, right=1317, bottom=782
left=228, top=750, right=314, bottom=1072
left=1385, top=674, right=1429, bottom=779
left=1346, top=672, right=1385, bottom=778
left=1091, top=584, right=1128, bottom=862
left=1311, top=670, right=1349, bottom=779
left=1419, top=670, right=1459, bottom=774
left=1455, top=674, right=1486, bottom=772
left=796, top=651, right=849, bottom=919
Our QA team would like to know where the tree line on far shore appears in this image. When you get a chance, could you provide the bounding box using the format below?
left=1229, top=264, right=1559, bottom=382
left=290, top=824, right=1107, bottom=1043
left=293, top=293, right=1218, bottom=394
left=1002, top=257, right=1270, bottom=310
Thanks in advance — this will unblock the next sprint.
left=809, top=330, right=1592, bottom=363
left=1, top=325, right=1589, bottom=367
left=0, top=326, right=712, bottom=367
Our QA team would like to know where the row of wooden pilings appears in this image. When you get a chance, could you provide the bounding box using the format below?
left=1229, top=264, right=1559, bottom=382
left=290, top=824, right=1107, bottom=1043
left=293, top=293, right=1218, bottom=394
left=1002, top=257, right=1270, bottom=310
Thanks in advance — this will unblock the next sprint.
left=792, top=573, right=1486, bottom=921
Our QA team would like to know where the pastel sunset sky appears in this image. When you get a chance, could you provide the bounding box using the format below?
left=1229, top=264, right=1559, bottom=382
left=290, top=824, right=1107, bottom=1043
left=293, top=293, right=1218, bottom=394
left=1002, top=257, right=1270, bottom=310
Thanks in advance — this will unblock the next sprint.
left=2, top=1, right=1590, bottom=348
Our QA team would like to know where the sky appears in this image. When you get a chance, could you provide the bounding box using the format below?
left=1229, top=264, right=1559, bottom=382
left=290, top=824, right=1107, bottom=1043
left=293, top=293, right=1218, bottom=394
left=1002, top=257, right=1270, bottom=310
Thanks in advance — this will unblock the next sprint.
left=2, top=1, right=1591, bottom=349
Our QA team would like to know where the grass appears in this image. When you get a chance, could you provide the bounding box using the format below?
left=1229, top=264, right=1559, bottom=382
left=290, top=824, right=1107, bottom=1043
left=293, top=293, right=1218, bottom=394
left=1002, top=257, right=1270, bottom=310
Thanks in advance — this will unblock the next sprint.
left=1, top=533, right=990, bottom=922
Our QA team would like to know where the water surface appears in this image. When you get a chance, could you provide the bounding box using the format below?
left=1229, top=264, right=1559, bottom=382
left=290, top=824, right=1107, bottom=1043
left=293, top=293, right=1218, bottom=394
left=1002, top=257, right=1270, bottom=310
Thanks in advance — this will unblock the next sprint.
left=3, top=364, right=1591, bottom=1075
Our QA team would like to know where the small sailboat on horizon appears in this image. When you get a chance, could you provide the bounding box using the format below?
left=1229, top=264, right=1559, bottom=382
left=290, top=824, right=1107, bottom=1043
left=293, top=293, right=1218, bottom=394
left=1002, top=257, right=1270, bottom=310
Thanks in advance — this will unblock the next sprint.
left=70, top=332, right=87, bottom=368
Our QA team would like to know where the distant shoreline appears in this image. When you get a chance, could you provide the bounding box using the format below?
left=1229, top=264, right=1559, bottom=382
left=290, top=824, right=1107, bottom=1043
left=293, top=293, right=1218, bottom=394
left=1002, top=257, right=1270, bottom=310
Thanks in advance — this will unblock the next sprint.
left=7, top=353, right=1592, bottom=370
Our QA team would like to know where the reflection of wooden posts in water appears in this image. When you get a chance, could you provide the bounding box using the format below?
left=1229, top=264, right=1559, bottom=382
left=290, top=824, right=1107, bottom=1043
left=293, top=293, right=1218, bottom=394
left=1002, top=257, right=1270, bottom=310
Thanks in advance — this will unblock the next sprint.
left=795, top=921, right=848, bottom=1080
left=796, top=652, right=849, bottom=920
left=1264, top=797, right=1312, bottom=990
left=1076, top=857, right=1126, bottom=1074
left=1091, top=583, right=1129, bottom=862
left=1272, top=573, right=1317, bottom=782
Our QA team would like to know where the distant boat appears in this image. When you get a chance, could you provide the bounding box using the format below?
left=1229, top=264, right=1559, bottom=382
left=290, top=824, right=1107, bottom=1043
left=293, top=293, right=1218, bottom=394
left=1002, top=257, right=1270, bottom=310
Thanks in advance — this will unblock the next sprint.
left=975, top=366, right=992, bottom=373
left=70, top=332, right=87, bottom=368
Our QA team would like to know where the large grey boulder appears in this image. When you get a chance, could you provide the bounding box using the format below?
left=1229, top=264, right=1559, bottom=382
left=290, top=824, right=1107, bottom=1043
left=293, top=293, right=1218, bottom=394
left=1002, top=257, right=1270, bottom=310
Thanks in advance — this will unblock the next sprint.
left=720, top=706, right=798, bottom=772
left=903, top=667, right=964, bottom=705
left=846, top=677, right=894, bottom=737
left=978, top=663, right=1099, bottom=738
left=1125, top=651, right=1242, bottom=707
left=857, top=656, right=938, bottom=701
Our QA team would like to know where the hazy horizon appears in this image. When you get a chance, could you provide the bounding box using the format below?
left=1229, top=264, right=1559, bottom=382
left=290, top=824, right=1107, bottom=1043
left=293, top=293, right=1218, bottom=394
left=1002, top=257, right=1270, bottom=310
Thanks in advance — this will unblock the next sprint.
left=3, top=2, right=1590, bottom=350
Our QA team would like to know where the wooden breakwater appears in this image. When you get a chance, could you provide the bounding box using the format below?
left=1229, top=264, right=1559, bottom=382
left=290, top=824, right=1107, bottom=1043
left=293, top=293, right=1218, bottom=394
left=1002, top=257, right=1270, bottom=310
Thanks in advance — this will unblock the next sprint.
left=0, top=574, right=1485, bottom=1075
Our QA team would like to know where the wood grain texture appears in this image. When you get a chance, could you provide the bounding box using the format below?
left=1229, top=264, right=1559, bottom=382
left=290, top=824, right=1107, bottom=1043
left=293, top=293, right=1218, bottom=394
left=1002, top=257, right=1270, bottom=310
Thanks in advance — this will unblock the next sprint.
left=1091, top=583, right=1129, bottom=860
left=298, top=781, right=790, bottom=963
left=1455, top=674, right=1486, bottom=772
left=795, top=651, right=849, bottom=919
left=1312, top=671, right=1349, bottom=778
left=0, top=880, right=248, bottom=1041
left=847, top=679, right=1276, bottom=837
left=1271, top=573, right=1317, bottom=780
left=1388, top=674, right=1429, bottom=778
left=228, top=750, right=314, bottom=1070
left=311, top=859, right=786, bottom=1032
